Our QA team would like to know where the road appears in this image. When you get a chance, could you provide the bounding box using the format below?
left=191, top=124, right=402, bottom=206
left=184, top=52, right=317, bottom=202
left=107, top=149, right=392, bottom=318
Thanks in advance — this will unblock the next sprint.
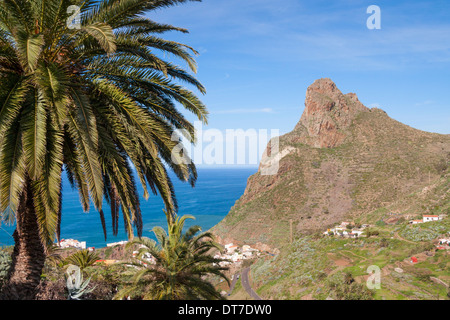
left=241, top=267, right=262, bottom=300
left=227, top=273, right=239, bottom=296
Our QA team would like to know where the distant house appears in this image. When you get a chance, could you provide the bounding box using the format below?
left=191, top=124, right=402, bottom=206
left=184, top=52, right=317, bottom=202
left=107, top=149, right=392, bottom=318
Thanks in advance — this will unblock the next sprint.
left=423, top=215, right=440, bottom=222
left=352, top=230, right=364, bottom=237
left=410, top=220, right=423, bottom=225
left=227, top=245, right=239, bottom=254
left=324, top=222, right=369, bottom=237
left=58, top=238, right=86, bottom=249
left=106, top=240, right=128, bottom=247
left=224, top=243, right=238, bottom=254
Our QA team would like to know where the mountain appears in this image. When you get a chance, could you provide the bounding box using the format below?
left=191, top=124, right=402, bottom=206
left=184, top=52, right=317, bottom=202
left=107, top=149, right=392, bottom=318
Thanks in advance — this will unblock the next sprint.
left=212, top=78, right=450, bottom=249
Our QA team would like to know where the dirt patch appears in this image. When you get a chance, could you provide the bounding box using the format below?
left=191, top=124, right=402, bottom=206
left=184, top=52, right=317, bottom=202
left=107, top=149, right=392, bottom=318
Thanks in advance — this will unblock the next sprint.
left=300, top=293, right=314, bottom=300
left=327, top=252, right=351, bottom=266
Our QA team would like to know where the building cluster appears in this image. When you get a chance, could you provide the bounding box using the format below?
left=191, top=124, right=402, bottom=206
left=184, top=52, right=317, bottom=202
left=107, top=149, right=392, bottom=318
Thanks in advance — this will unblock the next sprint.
left=409, top=215, right=445, bottom=225
left=132, top=246, right=156, bottom=267
left=323, top=221, right=370, bottom=238
left=214, top=243, right=261, bottom=267
left=56, top=238, right=86, bottom=249
left=56, top=239, right=132, bottom=251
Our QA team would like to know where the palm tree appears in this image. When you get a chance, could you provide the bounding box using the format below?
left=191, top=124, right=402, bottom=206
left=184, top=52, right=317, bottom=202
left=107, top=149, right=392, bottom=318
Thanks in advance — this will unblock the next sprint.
left=0, top=0, right=207, bottom=299
left=115, top=215, right=229, bottom=300
left=64, top=249, right=100, bottom=270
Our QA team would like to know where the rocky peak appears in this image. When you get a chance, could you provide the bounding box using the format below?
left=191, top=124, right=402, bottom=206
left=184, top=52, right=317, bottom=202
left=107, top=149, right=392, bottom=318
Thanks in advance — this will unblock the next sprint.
left=296, top=78, right=369, bottom=148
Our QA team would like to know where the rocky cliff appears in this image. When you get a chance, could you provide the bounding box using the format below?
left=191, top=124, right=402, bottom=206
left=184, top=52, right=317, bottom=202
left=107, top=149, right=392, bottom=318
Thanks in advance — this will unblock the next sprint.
left=213, top=78, right=450, bottom=247
left=296, top=78, right=368, bottom=148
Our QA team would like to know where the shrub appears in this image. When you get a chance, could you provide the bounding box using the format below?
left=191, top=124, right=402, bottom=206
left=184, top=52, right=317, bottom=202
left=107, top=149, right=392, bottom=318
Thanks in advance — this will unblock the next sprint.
left=343, top=272, right=355, bottom=285
left=434, top=159, right=448, bottom=173
left=65, top=265, right=95, bottom=300
left=64, top=250, right=100, bottom=270
left=365, top=229, right=379, bottom=237
left=375, top=220, right=386, bottom=227
left=380, top=238, right=389, bottom=248
left=408, top=242, right=435, bottom=256
left=0, top=250, right=11, bottom=287
left=327, top=273, right=374, bottom=300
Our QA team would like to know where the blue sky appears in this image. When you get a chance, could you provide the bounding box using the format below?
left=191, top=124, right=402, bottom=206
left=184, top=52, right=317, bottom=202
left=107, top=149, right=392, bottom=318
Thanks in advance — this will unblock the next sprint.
left=147, top=0, right=450, bottom=165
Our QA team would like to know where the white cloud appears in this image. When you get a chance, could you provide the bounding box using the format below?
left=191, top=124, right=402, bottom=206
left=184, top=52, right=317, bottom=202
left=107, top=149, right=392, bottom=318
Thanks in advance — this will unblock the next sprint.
left=214, top=108, right=275, bottom=114
left=414, top=100, right=434, bottom=106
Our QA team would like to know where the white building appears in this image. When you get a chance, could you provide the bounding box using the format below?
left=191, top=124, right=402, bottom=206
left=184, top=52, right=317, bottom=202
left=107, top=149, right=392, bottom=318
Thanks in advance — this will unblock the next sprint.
left=423, top=215, right=440, bottom=222
left=225, top=244, right=239, bottom=254
left=107, top=240, right=128, bottom=247
left=57, top=239, right=86, bottom=249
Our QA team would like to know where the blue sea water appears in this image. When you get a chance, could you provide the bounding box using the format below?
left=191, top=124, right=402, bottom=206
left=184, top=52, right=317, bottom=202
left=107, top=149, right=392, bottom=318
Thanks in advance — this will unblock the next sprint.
left=0, top=168, right=255, bottom=248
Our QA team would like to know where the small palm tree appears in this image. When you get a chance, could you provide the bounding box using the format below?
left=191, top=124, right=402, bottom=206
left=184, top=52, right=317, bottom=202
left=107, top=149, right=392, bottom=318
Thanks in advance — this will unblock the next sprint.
left=115, top=215, right=230, bottom=300
left=64, top=249, right=100, bottom=270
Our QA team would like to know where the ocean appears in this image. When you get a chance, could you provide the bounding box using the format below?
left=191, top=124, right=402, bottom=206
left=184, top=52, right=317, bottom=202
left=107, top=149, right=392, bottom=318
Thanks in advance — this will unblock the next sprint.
left=0, top=167, right=256, bottom=248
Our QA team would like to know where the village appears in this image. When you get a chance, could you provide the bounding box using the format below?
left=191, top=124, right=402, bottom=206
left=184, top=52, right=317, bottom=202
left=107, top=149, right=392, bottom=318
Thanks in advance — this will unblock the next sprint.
left=54, top=237, right=263, bottom=270
left=322, top=221, right=371, bottom=238
left=213, top=243, right=262, bottom=267
left=322, top=214, right=450, bottom=251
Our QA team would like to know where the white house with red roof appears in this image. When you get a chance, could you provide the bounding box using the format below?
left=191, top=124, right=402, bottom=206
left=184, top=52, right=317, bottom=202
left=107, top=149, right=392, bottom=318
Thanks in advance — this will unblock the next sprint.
left=422, top=215, right=441, bottom=222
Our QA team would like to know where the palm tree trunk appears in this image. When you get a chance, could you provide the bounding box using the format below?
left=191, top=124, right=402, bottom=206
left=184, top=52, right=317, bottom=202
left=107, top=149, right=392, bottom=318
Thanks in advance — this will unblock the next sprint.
left=0, top=179, right=46, bottom=300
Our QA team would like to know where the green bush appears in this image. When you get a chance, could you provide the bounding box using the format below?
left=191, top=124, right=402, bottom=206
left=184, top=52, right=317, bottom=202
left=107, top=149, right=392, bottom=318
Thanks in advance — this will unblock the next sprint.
left=0, top=250, right=11, bottom=287
left=380, top=238, right=389, bottom=248
left=408, top=242, right=435, bottom=256
left=434, top=159, right=448, bottom=174
left=365, top=229, right=379, bottom=237
left=327, top=273, right=374, bottom=300
left=64, top=250, right=100, bottom=270
left=375, top=220, right=386, bottom=227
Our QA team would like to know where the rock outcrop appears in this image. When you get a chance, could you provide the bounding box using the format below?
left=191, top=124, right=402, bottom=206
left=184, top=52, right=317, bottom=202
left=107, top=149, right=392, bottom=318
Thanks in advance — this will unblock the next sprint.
left=213, top=78, right=450, bottom=247
left=295, top=78, right=369, bottom=148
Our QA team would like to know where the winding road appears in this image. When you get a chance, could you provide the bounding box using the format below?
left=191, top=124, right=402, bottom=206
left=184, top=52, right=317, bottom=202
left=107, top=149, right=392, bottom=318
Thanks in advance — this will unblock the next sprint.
left=241, top=267, right=262, bottom=300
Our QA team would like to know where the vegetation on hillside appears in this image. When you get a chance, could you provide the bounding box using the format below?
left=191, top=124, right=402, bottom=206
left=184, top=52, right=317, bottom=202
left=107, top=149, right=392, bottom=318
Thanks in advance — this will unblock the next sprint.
left=247, top=216, right=449, bottom=300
